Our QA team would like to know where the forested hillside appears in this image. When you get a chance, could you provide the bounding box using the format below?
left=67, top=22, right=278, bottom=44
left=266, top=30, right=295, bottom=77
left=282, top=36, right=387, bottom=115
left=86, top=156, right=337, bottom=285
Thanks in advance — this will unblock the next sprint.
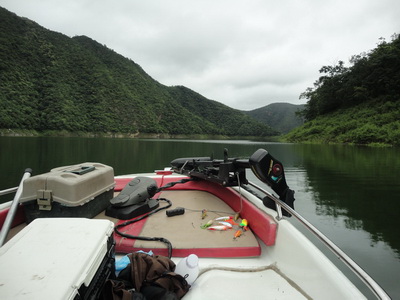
left=0, top=7, right=277, bottom=138
left=285, top=34, right=400, bottom=146
left=244, top=103, right=305, bottom=134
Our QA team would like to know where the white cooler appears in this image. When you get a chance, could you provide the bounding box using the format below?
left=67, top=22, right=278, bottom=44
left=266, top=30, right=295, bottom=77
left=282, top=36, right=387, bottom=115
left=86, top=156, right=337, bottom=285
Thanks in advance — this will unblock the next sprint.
left=0, top=218, right=115, bottom=299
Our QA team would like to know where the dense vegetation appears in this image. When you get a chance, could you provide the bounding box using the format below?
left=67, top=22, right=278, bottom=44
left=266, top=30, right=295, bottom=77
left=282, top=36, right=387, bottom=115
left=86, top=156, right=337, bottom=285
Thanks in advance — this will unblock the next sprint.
left=0, top=7, right=277, bottom=138
left=285, top=99, right=400, bottom=145
left=286, top=34, right=400, bottom=146
left=244, top=103, right=305, bottom=134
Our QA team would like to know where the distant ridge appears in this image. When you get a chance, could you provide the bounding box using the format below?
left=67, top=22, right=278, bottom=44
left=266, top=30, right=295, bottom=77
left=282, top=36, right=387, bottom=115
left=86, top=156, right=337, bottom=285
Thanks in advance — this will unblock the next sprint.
left=244, top=103, right=305, bottom=134
left=0, top=6, right=277, bottom=138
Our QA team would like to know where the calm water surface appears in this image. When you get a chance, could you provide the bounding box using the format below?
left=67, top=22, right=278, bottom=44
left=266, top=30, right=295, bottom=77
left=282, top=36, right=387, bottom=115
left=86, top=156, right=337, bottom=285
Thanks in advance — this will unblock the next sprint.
left=1, top=137, right=399, bottom=299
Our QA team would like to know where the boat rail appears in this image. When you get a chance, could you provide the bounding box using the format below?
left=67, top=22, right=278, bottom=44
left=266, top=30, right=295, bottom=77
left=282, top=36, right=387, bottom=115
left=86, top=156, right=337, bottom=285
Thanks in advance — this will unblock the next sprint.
left=247, top=181, right=391, bottom=300
left=0, top=186, right=17, bottom=197
left=0, top=169, right=32, bottom=247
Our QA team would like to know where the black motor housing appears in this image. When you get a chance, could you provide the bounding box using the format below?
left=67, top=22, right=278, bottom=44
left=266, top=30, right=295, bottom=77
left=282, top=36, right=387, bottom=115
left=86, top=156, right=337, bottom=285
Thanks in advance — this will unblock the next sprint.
left=105, top=177, right=159, bottom=220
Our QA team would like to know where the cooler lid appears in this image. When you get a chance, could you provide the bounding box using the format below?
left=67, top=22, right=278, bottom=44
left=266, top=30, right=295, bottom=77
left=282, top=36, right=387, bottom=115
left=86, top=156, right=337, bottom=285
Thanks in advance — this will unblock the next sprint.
left=0, top=218, right=114, bottom=299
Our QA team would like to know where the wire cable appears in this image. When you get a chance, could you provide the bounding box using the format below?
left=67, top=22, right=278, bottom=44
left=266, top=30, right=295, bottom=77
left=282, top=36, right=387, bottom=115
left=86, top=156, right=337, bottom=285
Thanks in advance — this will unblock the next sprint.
left=114, top=198, right=173, bottom=258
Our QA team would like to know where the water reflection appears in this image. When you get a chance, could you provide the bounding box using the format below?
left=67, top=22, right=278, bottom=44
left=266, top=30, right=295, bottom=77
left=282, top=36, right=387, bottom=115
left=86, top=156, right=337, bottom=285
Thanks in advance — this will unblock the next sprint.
left=292, top=144, right=400, bottom=257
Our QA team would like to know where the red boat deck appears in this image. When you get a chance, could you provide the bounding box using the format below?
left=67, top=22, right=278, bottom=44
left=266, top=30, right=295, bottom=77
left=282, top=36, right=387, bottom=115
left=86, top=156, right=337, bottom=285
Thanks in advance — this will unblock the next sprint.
left=112, top=176, right=277, bottom=258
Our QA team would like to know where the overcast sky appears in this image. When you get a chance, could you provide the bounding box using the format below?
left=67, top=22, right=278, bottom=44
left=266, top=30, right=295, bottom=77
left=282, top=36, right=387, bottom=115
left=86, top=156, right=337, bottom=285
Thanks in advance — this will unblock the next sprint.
left=1, top=0, right=399, bottom=110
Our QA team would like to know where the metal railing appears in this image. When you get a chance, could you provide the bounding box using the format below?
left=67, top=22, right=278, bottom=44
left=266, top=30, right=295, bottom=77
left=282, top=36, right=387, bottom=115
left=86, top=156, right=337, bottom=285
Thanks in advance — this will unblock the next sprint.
left=247, top=181, right=391, bottom=300
left=0, top=186, right=17, bottom=197
left=0, top=169, right=32, bottom=247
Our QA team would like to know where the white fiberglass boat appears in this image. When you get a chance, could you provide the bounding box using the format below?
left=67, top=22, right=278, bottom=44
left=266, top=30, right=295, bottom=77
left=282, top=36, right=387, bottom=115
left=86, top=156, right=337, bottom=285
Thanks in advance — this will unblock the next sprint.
left=0, top=149, right=390, bottom=299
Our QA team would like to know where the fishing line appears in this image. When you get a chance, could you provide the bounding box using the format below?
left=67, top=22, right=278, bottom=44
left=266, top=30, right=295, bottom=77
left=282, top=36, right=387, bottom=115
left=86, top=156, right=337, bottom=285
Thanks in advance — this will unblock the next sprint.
left=171, top=172, right=244, bottom=218
left=236, top=171, right=243, bottom=215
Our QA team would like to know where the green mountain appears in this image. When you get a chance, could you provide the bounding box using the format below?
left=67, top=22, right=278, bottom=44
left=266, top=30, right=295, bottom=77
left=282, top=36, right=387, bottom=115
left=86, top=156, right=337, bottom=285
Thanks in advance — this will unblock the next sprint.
left=0, top=7, right=277, bottom=138
left=244, top=103, right=305, bottom=134
left=284, top=34, right=400, bottom=146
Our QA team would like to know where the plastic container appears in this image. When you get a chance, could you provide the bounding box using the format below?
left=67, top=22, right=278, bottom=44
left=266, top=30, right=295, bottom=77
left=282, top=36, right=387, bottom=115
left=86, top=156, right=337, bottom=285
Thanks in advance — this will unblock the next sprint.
left=0, top=218, right=115, bottom=299
left=175, top=254, right=199, bottom=285
left=20, top=163, right=115, bottom=223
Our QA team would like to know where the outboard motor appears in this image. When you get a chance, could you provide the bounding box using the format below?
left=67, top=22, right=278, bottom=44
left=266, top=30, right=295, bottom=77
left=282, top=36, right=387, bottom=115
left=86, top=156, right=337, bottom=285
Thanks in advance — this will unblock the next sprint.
left=171, top=148, right=295, bottom=216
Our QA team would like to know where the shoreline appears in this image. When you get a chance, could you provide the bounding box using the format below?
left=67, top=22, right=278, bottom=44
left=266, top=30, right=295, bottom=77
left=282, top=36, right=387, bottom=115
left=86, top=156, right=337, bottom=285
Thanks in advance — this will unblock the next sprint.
left=0, top=129, right=280, bottom=142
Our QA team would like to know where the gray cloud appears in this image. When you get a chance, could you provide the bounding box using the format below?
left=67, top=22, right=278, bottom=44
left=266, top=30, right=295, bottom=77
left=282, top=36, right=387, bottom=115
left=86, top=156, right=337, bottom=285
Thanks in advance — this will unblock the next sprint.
left=1, top=0, right=399, bottom=110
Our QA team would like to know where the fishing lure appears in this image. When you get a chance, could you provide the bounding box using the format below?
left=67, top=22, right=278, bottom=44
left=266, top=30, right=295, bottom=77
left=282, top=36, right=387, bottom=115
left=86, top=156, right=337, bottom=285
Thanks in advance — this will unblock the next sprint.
left=207, top=225, right=229, bottom=231
left=200, top=220, right=213, bottom=229
left=218, top=221, right=233, bottom=228
left=201, top=209, right=207, bottom=219
left=224, top=218, right=239, bottom=226
left=240, top=219, right=249, bottom=231
left=215, top=216, right=233, bottom=221
left=233, top=230, right=242, bottom=239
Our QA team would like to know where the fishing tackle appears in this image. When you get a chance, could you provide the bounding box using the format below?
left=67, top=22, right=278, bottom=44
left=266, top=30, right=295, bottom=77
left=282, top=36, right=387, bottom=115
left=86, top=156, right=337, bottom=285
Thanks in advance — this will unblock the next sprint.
left=201, top=209, right=207, bottom=219
left=233, top=230, right=242, bottom=239
left=224, top=218, right=239, bottom=226
left=218, top=221, right=233, bottom=228
left=215, top=216, right=233, bottom=221
left=240, top=219, right=249, bottom=231
left=207, top=225, right=229, bottom=231
left=200, top=220, right=213, bottom=229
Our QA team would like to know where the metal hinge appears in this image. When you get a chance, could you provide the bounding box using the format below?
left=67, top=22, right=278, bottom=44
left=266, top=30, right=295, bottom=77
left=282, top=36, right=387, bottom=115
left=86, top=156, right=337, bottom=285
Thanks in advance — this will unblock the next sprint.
left=37, top=189, right=52, bottom=211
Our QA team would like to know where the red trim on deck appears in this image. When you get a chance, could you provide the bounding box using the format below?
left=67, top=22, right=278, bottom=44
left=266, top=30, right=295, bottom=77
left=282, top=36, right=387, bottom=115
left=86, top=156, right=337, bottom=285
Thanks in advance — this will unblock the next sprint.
left=155, top=170, right=173, bottom=176
left=114, top=178, right=133, bottom=191
left=115, top=245, right=261, bottom=258
left=0, top=204, right=26, bottom=230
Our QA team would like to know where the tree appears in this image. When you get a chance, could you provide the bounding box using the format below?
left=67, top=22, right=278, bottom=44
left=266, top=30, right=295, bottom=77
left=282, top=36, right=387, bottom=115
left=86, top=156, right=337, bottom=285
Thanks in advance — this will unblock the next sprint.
left=299, top=34, right=400, bottom=121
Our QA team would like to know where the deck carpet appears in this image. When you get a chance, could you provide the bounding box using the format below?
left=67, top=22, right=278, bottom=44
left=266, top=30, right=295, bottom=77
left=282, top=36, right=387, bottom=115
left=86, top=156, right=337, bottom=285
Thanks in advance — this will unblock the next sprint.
left=113, top=190, right=261, bottom=257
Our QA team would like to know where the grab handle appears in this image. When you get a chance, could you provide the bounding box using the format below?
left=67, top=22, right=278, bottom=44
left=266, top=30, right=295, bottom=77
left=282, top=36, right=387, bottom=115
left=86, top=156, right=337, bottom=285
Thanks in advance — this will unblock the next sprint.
left=0, top=168, right=32, bottom=247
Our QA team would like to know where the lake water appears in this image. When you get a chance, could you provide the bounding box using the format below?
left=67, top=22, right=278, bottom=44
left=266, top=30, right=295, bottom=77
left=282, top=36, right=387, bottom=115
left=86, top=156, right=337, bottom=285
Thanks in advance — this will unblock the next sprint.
left=1, top=136, right=399, bottom=298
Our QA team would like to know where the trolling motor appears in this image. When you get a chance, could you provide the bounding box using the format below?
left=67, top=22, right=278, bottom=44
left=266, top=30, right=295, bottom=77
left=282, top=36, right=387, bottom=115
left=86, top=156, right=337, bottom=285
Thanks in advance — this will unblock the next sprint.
left=170, top=149, right=249, bottom=187
left=170, top=148, right=295, bottom=215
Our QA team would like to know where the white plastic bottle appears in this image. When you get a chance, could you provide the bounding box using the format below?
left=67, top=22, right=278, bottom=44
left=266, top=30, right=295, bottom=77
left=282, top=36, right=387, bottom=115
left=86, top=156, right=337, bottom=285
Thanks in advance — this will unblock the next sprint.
left=174, top=254, right=199, bottom=285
